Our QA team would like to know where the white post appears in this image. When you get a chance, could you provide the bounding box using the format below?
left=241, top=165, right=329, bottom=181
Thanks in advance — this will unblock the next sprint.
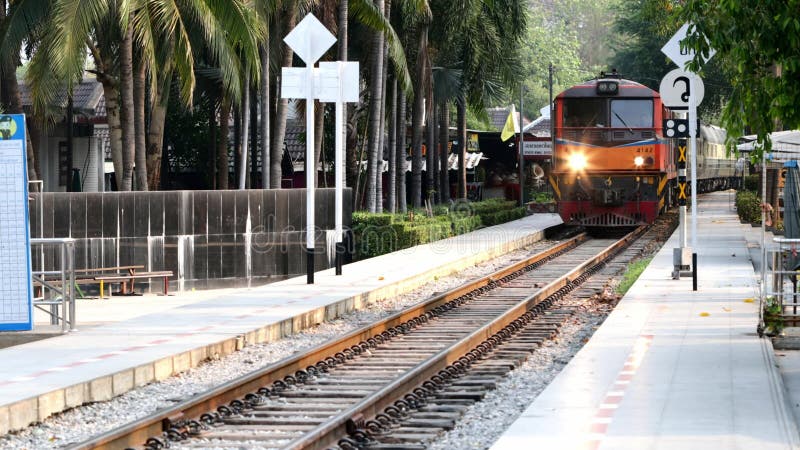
left=335, top=97, right=344, bottom=275
left=306, top=66, right=316, bottom=284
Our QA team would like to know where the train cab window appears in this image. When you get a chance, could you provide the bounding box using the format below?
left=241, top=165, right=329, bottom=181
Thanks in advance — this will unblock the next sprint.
left=610, top=99, right=653, bottom=128
left=563, top=99, right=607, bottom=127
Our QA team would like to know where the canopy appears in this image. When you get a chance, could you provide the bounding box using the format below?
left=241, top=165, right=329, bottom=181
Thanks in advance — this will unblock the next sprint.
left=737, top=130, right=800, bottom=161
left=783, top=161, right=800, bottom=271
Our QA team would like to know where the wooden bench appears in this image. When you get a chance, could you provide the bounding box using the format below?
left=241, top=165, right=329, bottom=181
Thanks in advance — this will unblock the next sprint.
left=94, top=270, right=174, bottom=296
left=33, top=265, right=146, bottom=298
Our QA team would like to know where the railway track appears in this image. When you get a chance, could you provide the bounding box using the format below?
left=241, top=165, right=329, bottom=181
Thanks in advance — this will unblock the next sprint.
left=70, top=224, right=656, bottom=450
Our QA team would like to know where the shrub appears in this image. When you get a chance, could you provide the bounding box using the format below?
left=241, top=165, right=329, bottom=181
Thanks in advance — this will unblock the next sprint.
left=744, top=174, right=760, bottom=192
left=352, top=199, right=527, bottom=259
left=735, top=190, right=761, bottom=224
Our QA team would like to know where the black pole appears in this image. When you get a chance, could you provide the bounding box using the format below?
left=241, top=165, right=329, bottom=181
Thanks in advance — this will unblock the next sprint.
left=307, top=250, right=314, bottom=284
left=335, top=242, right=344, bottom=275
left=692, top=252, right=698, bottom=291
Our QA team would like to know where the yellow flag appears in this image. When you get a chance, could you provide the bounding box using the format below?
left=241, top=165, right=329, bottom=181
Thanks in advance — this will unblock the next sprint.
left=500, top=104, right=519, bottom=142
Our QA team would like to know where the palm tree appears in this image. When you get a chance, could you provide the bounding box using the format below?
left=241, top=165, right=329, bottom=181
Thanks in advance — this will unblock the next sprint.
left=12, top=0, right=261, bottom=191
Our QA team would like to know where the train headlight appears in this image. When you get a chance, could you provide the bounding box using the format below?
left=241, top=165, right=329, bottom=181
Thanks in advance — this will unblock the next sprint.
left=568, top=153, right=587, bottom=171
left=634, top=156, right=645, bottom=167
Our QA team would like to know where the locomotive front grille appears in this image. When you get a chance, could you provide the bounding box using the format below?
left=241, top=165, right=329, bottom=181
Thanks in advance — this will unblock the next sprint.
left=579, top=212, right=641, bottom=227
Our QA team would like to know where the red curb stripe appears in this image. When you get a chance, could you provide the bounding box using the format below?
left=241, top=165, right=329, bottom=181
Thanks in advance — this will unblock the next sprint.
left=584, top=335, right=653, bottom=448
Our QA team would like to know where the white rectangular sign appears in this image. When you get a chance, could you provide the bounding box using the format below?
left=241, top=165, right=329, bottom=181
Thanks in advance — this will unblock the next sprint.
left=317, top=62, right=360, bottom=103
left=281, top=67, right=310, bottom=99
left=523, top=140, right=552, bottom=156
left=0, top=114, right=33, bottom=331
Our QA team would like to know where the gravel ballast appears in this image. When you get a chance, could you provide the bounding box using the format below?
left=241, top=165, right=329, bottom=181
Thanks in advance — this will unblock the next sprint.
left=0, top=242, right=555, bottom=450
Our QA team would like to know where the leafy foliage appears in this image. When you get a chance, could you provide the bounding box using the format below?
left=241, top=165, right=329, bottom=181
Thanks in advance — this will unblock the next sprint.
left=679, top=0, right=800, bottom=157
left=352, top=198, right=525, bottom=259
left=517, top=2, right=591, bottom=118
left=610, top=0, right=731, bottom=124
left=735, top=190, right=761, bottom=224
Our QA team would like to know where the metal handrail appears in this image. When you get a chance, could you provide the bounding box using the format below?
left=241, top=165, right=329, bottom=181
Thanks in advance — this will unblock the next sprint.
left=30, top=238, right=76, bottom=332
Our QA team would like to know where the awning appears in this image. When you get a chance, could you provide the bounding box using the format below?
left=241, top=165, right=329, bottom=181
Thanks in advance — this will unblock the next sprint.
left=737, top=130, right=800, bottom=161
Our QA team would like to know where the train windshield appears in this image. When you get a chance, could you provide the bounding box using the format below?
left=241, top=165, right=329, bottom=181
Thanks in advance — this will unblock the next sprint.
left=610, top=99, right=653, bottom=128
left=563, top=99, right=607, bottom=127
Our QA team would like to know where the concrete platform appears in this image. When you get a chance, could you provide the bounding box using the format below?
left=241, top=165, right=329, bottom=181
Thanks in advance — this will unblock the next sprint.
left=0, top=213, right=561, bottom=434
left=490, top=191, right=800, bottom=450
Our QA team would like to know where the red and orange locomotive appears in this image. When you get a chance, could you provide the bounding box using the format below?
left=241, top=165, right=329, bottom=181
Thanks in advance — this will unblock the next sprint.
left=549, top=70, right=677, bottom=226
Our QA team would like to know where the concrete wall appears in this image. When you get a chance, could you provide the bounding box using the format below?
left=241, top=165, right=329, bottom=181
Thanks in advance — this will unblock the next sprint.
left=28, top=188, right=352, bottom=290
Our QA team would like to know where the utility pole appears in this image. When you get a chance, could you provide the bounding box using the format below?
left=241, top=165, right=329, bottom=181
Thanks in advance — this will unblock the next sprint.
left=518, top=87, right=525, bottom=207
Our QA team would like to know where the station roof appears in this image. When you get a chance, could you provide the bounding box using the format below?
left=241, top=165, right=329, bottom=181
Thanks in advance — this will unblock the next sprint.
left=738, top=130, right=800, bottom=161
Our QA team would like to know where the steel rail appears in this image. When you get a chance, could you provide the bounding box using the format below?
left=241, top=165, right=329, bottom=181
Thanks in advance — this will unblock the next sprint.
left=68, top=233, right=589, bottom=450
left=283, top=226, right=645, bottom=450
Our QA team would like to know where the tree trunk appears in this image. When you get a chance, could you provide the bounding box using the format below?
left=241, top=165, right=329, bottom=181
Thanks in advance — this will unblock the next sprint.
left=238, top=73, right=250, bottom=190
left=426, top=76, right=435, bottom=204
left=314, top=101, right=324, bottom=188
left=250, top=86, right=258, bottom=188
left=119, top=23, right=136, bottom=191
left=366, top=0, right=385, bottom=213
left=456, top=97, right=467, bottom=199
left=209, top=97, right=217, bottom=189
left=397, top=90, right=407, bottom=212
left=410, top=27, right=428, bottom=209
left=98, top=77, right=123, bottom=187
left=0, top=37, right=38, bottom=184
left=218, top=96, right=231, bottom=189
left=347, top=106, right=361, bottom=205
left=271, top=10, right=296, bottom=189
left=29, top=118, right=43, bottom=190
left=439, top=101, right=450, bottom=203
left=147, top=85, right=169, bottom=190
left=388, top=78, right=397, bottom=213
left=133, top=58, right=148, bottom=191
left=260, top=44, right=270, bottom=189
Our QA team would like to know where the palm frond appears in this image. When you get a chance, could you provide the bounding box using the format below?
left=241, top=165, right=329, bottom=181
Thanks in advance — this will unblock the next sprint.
left=0, top=0, right=50, bottom=59
left=350, top=0, right=412, bottom=94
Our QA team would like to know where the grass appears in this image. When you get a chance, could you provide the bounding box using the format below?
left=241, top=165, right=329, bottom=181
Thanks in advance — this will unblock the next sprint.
left=615, top=257, right=653, bottom=296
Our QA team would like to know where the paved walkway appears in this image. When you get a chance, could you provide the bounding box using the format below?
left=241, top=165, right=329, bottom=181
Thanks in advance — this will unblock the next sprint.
left=491, top=191, right=800, bottom=450
left=0, top=213, right=561, bottom=434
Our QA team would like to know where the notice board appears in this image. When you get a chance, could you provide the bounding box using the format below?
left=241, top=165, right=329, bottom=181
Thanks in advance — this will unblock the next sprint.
left=0, top=114, right=32, bottom=331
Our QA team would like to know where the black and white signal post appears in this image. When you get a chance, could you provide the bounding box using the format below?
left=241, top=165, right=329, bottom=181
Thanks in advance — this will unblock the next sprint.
left=660, top=23, right=715, bottom=286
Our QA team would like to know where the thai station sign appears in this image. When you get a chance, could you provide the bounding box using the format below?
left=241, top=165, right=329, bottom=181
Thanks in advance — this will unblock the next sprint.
left=522, top=140, right=552, bottom=157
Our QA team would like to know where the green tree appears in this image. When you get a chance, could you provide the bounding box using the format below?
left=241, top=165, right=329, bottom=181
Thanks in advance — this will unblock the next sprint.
left=520, top=3, right=584, bottom=119
left=680, top=0, right=800, bottom=154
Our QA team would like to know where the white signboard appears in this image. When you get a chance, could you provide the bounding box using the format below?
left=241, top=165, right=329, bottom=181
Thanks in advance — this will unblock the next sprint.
left=523, top=140, right=552, bottom=156
left=0, top=114, right=32, bottom=331
left=659, top=68, right=705, bottom=110
left=317, top=61, right=360, bottom=103
left=283, top=14, right=336, bottom=65
left=661, top=23, right=716, bottom=69
left=280, top=67, right=310, bottom=98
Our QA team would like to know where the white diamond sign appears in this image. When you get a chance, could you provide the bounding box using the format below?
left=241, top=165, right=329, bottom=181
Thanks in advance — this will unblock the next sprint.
left=283, top=14, right=336, bottom=64
left=661, top=23, right=716, bottom=69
